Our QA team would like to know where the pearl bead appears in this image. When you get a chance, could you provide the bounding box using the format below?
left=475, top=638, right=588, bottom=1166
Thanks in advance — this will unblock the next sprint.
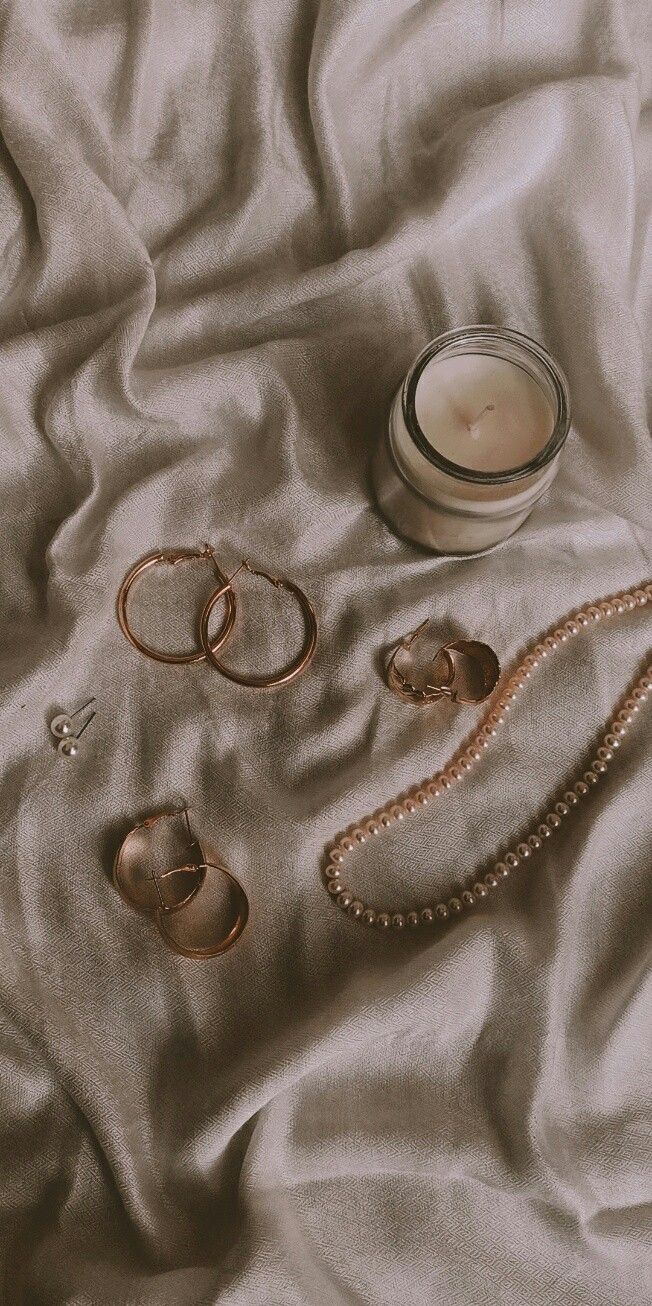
left=448, top=898, right=463, bottom=914
left=546, top=813, right=561, bottom=829
left=527, top=835, right=541, bottom=851
left=376, top=913, right=391, bottom=929
left=391, top=913, right=405, bottom=930
left=461, top=891, right=475, bottom=907
left=337, top=891, right=353, bottom=909
left=420, top=907, right=434, bottom=924
left=574, top=781, right=589, bottom=797
left=406, top=911, right=420, bottom=928
left=473, top=882, right=488, bottom=899
left=58, top=737, right=79, bottom=757
left=484, top=873, right=498, bottom=888
left=494, top=862, right=509, bottom=878
left=555, top=802, right=569, bottom=818
left=362, top=909, right=377, bottom=926
left=516, top=842, right=531, bottom=859
left=564, top=791, right=579, bottom=807
left=538, top=823, right=551, bottom=839
left=415, top=791, right=429, bottom=806
left=349, top=900, right=364, bottom=918
left=327, top=880, right=342, bottom=896
left=505, top=852, right=520, bottom=868
left=435, top=903, right=449, bottom=920
left=50, top=714, right=74, bottom=738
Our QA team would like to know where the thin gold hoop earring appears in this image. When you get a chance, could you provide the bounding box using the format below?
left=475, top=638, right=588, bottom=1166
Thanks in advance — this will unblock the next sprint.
left=117, top=545, right=236, bottom=665
left=199, top=561, right=318, bottom=689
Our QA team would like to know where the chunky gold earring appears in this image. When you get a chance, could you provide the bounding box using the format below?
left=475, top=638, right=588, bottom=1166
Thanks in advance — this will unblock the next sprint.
left=113, top=808, right=248, bottom=957
left=117, top=545, right=236, bottom=665
left=199, top=560, right=318, bottom=689
left=386, top=621, right=500, bottom=706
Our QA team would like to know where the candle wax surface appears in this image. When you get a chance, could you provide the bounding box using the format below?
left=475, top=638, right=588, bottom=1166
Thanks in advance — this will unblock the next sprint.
left=414, top=352, right=555, bottom=473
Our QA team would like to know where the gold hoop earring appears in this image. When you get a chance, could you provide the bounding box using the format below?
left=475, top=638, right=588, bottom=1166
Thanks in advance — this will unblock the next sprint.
left=112, top=809, right=207, bottom=916
left=117, top=545, right=236, bottom=665
left=199, top=561, right=318, bottom=689
left=386, top=621, right=500, bottom=706
left=113, top=808, right=249, bottom=958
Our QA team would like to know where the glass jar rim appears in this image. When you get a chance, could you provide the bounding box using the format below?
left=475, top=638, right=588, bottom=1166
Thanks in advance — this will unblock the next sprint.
left=401, top=325, right=571, bottom=486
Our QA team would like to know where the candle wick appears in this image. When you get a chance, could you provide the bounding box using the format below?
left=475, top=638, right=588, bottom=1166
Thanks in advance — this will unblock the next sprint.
left=467, top=402, right=495, bottom=437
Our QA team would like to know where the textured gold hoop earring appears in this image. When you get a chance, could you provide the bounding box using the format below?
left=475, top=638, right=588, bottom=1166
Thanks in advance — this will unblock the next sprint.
left=386, top=622, right=499, bottom=706
left=117, top=545, right=236, bottom=665
left=199, top=561, right=318, bottom=689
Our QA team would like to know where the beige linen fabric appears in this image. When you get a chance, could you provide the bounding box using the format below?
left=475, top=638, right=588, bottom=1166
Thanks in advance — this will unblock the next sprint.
left=1, top=2, right=651, bottom=1302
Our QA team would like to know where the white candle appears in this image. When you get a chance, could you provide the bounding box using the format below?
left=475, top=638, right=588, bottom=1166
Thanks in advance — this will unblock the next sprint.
left=372, top=327, right=570, bottom=555
left=414, top=353, right=555, bottom=473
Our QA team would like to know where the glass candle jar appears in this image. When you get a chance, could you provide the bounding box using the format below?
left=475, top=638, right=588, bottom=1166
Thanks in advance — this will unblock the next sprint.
left=372, top=326, right=571, bottom=554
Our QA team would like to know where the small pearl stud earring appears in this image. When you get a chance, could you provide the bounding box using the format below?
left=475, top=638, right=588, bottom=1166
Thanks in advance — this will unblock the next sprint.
left=50, top=698, right=96, bottom=757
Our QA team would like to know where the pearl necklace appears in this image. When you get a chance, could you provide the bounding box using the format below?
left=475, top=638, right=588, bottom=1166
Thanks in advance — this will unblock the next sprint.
left=322, top=584, right=652, bottom=932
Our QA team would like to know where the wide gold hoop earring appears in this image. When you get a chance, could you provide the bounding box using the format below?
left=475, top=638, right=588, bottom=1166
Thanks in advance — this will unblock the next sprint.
left=113, top=808, right=207, bottom=916
left=117, top=545, right=236, bottom=665
left=199, top=561, right=318, bottom=689
left=113, top=808, right=249, bottom=958
left=156, top=861, right=249, bottom=958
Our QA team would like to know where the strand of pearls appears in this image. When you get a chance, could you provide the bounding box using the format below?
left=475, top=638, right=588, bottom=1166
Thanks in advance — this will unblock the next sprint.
left=322, top=584, right=652, bottom=931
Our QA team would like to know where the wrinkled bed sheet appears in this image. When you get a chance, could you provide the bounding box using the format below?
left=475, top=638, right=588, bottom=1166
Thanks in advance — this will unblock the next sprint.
left=0, top=2, right=651, bottom=1303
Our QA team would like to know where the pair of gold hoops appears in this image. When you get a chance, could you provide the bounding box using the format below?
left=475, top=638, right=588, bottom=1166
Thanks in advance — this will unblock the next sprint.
left=117, top=545, right=318, bottom=688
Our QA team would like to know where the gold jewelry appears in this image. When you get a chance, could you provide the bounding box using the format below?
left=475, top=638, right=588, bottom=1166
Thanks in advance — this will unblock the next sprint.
left=199, top=560, right=318, bottom=689
left=113, top=809, right=248, bottom=957
left=117, top=545, right=236, bottom=665
left=322, top=584, right=652, bottom=931
left=386, top=621, right=500, bottom=705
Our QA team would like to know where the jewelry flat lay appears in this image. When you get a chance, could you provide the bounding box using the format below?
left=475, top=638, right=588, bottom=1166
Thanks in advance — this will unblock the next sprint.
left=323, top=584, right=652, bottom=932
left=113, top=808, right=248, bottom=958
left=386, top=621, right=500, bottom=706
left=50, top=698, right=97, bottom=757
